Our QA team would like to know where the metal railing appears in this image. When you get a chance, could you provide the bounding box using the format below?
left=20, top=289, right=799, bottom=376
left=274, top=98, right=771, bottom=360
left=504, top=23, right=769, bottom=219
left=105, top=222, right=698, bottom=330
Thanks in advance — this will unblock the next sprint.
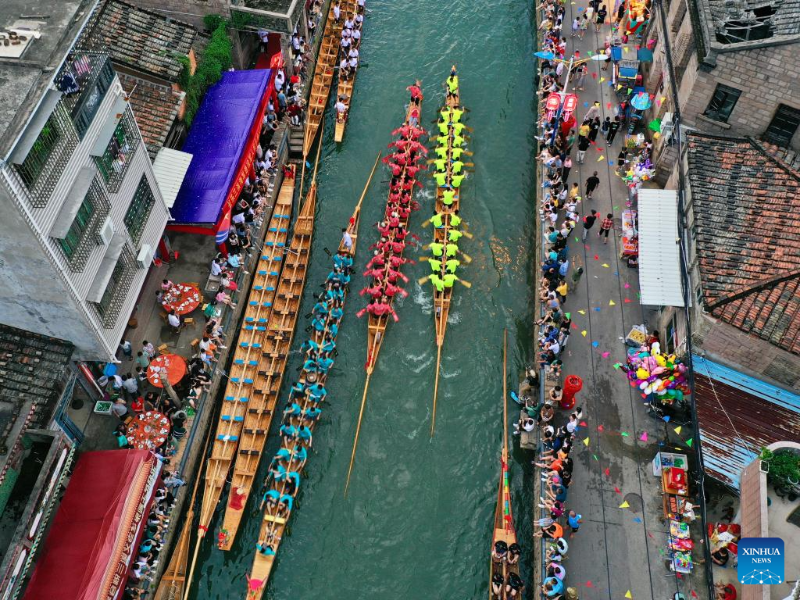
left=94, top=109, right=141, bottom=194
left=91, top=244, right=138, bottom=328
left=57, top=52, right=115, bottom=140
left=12, top=102, right=79, bottom=208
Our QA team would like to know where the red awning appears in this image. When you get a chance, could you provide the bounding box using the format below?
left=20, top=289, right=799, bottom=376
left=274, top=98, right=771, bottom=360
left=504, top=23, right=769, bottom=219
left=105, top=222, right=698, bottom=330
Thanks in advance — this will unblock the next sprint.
left=23, top=450, right=162, bottom=600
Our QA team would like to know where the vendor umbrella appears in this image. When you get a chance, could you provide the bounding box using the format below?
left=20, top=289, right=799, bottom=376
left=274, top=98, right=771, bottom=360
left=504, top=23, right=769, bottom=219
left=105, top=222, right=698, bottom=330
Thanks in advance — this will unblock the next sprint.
left=534, top=51, right=556, bottom=60
left=630, top=91, right=652, bottom=110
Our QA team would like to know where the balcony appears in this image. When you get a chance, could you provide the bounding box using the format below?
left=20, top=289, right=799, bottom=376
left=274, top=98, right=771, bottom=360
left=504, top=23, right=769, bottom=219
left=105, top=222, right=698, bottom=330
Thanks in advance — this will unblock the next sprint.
left=54, top=177, right=111, bottom=273
left=92, top=245, right=137, bottom=328
left=94, top=109, right=140, bottom=193
left=56, top=52, right=115, bottom=140
left=11, top=102, right=79, bottom=208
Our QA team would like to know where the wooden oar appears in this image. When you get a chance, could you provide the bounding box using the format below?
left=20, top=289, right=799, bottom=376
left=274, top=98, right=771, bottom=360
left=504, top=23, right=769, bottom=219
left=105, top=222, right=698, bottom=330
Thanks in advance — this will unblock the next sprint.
left=431, top=341, right=443, bottom=437
left=345, top=372, right=371, bottom=496
left=155, top=423, right=212, bottom=600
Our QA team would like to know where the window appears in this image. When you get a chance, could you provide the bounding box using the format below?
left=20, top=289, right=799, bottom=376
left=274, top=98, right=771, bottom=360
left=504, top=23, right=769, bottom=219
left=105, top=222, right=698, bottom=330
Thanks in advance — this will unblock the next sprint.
left=55, top=178, right=111, bottom=271
left=703, top=84, right=741, bottom=123
left=125, top=176, right=155, bottom=244
left=58, top=197, right=95, bottom=259
left=666, top=312, right=680, bottom=355
left=763, top=104, right=800, bottom=148
left=95, top=110, right=139, bottom=193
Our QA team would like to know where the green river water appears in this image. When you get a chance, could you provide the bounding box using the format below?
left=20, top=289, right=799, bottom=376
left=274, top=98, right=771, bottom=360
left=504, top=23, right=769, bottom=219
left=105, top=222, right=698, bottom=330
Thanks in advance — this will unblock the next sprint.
left=190, top=0, right=538, bottom=596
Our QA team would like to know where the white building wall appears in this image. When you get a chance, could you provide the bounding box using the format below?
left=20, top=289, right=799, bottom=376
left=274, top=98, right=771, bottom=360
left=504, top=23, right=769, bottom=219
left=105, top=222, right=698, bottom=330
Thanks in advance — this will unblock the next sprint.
left=0, top=70, right=170, bottom=360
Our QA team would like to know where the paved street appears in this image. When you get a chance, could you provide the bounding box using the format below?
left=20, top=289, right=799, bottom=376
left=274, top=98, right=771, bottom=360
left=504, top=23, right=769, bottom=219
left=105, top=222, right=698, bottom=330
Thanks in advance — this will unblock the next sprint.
left=537, top=5, right=708, bottom=598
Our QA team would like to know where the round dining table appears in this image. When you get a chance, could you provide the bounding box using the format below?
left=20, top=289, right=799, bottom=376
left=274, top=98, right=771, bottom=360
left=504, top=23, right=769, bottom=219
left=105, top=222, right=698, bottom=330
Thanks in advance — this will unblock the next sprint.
left=161, top=283, right=202, bottom=316
left=146, top=354, right=187, bottom=388
left=126, top=411, right=170, bottom=450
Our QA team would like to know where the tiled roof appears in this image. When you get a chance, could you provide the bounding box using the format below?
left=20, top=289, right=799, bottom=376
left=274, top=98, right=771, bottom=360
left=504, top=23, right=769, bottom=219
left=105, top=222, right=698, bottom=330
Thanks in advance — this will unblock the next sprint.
left=80, top=0, right=199, bottom=81
left=687, top=132, right=800, bottom=355
left=119, top=72, right=184, bottom=159
left=0, top=324, right=73, bottom=449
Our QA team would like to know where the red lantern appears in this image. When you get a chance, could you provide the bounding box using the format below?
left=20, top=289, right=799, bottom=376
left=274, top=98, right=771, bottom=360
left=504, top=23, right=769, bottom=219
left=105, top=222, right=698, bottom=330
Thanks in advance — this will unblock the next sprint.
left=545, top=93, right=562, bottom=112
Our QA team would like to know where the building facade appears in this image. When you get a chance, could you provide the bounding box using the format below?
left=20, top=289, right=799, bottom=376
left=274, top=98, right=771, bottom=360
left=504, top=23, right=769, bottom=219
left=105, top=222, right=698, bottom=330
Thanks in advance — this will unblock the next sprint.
left=642, top=0, right=800, bottom=183
left=0, top=0, right=171, bottom=361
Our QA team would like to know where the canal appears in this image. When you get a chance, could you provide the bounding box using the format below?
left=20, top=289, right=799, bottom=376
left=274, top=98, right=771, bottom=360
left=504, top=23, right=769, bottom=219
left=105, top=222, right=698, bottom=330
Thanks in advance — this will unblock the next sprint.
left=190, top=0, right=538, bottom=596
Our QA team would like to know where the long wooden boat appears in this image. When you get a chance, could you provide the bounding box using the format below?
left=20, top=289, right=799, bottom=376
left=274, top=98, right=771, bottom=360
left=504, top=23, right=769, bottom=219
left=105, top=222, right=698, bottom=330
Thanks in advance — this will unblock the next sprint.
left=333, top=0, right=362, bottom=143
left=489, top=330, right=523, bottom=599
left=153, top=421, right=212, bottom=600
left=304, top=0, right=345, bottom=156
left=218, top=142, right=324, bottom=550
left=182, top=170, right=296, bottom=600
left=344, top=82, right=425, bottom=493
left=428, top=67, right=468, bottom=436
left=243, top=154, right=381, bottom=600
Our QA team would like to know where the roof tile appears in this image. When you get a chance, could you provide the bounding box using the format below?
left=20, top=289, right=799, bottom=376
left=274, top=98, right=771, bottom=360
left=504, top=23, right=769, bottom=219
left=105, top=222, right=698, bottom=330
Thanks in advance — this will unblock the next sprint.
left=79, top=0, right=201, bottom=81
left=687, top=132, right=800, bottom=356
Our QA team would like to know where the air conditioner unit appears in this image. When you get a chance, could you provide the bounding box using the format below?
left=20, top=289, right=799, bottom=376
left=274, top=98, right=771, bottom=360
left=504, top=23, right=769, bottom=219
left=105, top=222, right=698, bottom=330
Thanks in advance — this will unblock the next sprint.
left=660, top=112, right=675, bottom=142
left=136, top=244, right=153, bottom=270
left=97, top=216, right=114, bottom=245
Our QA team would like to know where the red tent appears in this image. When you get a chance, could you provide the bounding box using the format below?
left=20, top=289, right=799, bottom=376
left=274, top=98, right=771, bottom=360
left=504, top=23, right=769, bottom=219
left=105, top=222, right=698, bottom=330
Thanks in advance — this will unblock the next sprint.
left=23, top=450, right=162, bottom=600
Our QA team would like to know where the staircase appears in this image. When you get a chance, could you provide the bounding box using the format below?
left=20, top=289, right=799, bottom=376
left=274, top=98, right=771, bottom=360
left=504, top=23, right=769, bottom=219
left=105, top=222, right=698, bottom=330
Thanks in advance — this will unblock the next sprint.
left=288, top=125, right=304, bottom=158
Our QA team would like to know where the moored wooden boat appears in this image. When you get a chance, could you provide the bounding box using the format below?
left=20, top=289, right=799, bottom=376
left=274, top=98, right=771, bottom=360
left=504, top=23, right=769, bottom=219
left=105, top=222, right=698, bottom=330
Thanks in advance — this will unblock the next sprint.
left=428, top=67, right=469, bottom=436
left=243, top=154, right=381, bottom=600
left=182, top=170, right=296, bottom=600
left=489, top=330, right=523, bottom=599
left=333, top=0, right=363, bottom=143
left=153, top=425, right=212, bottom=600
left=344, top=82, right=425, bottom=493
left=218, top=142, right=324, bottom=550
left=304, top=0, right=345, bottom=156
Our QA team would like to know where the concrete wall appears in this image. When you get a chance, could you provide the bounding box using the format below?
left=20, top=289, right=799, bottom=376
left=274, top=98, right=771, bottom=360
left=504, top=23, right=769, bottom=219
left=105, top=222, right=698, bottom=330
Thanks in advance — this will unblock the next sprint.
left=646, top=6, right=800, bottom=182
left=678, top=45, right=800, bottom=150
left=0, top=180, right=107, bottom=357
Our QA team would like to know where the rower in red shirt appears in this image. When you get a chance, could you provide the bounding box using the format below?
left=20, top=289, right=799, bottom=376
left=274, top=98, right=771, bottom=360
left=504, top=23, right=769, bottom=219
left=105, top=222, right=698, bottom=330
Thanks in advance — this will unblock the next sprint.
left=359, top=284, right=383, bottom=300
left=365, top=251, right=386, bottom=269
left=389, top=255, right=413, bottom=268
left=384, top=282, right=408, bottom=299
left=384, top=268, right=409, bottom=284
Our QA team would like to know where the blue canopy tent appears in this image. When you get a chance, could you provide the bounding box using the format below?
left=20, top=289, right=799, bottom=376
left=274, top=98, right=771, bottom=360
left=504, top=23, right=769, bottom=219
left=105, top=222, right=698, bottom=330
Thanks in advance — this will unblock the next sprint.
left=168, top=69, right=273, bottom=234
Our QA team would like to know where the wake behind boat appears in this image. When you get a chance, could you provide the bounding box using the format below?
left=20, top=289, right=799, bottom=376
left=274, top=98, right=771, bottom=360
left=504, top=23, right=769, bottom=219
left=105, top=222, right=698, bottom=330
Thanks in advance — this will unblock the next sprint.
left=344, top=81, right=427, bottom=493
left=420, top=66, right=471, bottom=436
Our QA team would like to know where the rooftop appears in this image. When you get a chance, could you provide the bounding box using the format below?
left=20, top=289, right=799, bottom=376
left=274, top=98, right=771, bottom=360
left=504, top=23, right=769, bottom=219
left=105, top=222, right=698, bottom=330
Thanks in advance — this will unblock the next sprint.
left=119, top=71, right=184, bottom=159
left=0, top=324, right=74, bottom=452
left=79, top=0, right=201, bottom=82
left=690, top=0, right=800, bottom=57
left=693, top=356, right=800, bottom=489
left=0, top=0, right=98, bottom=159
left=687, top=132, right=800, bottom=356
